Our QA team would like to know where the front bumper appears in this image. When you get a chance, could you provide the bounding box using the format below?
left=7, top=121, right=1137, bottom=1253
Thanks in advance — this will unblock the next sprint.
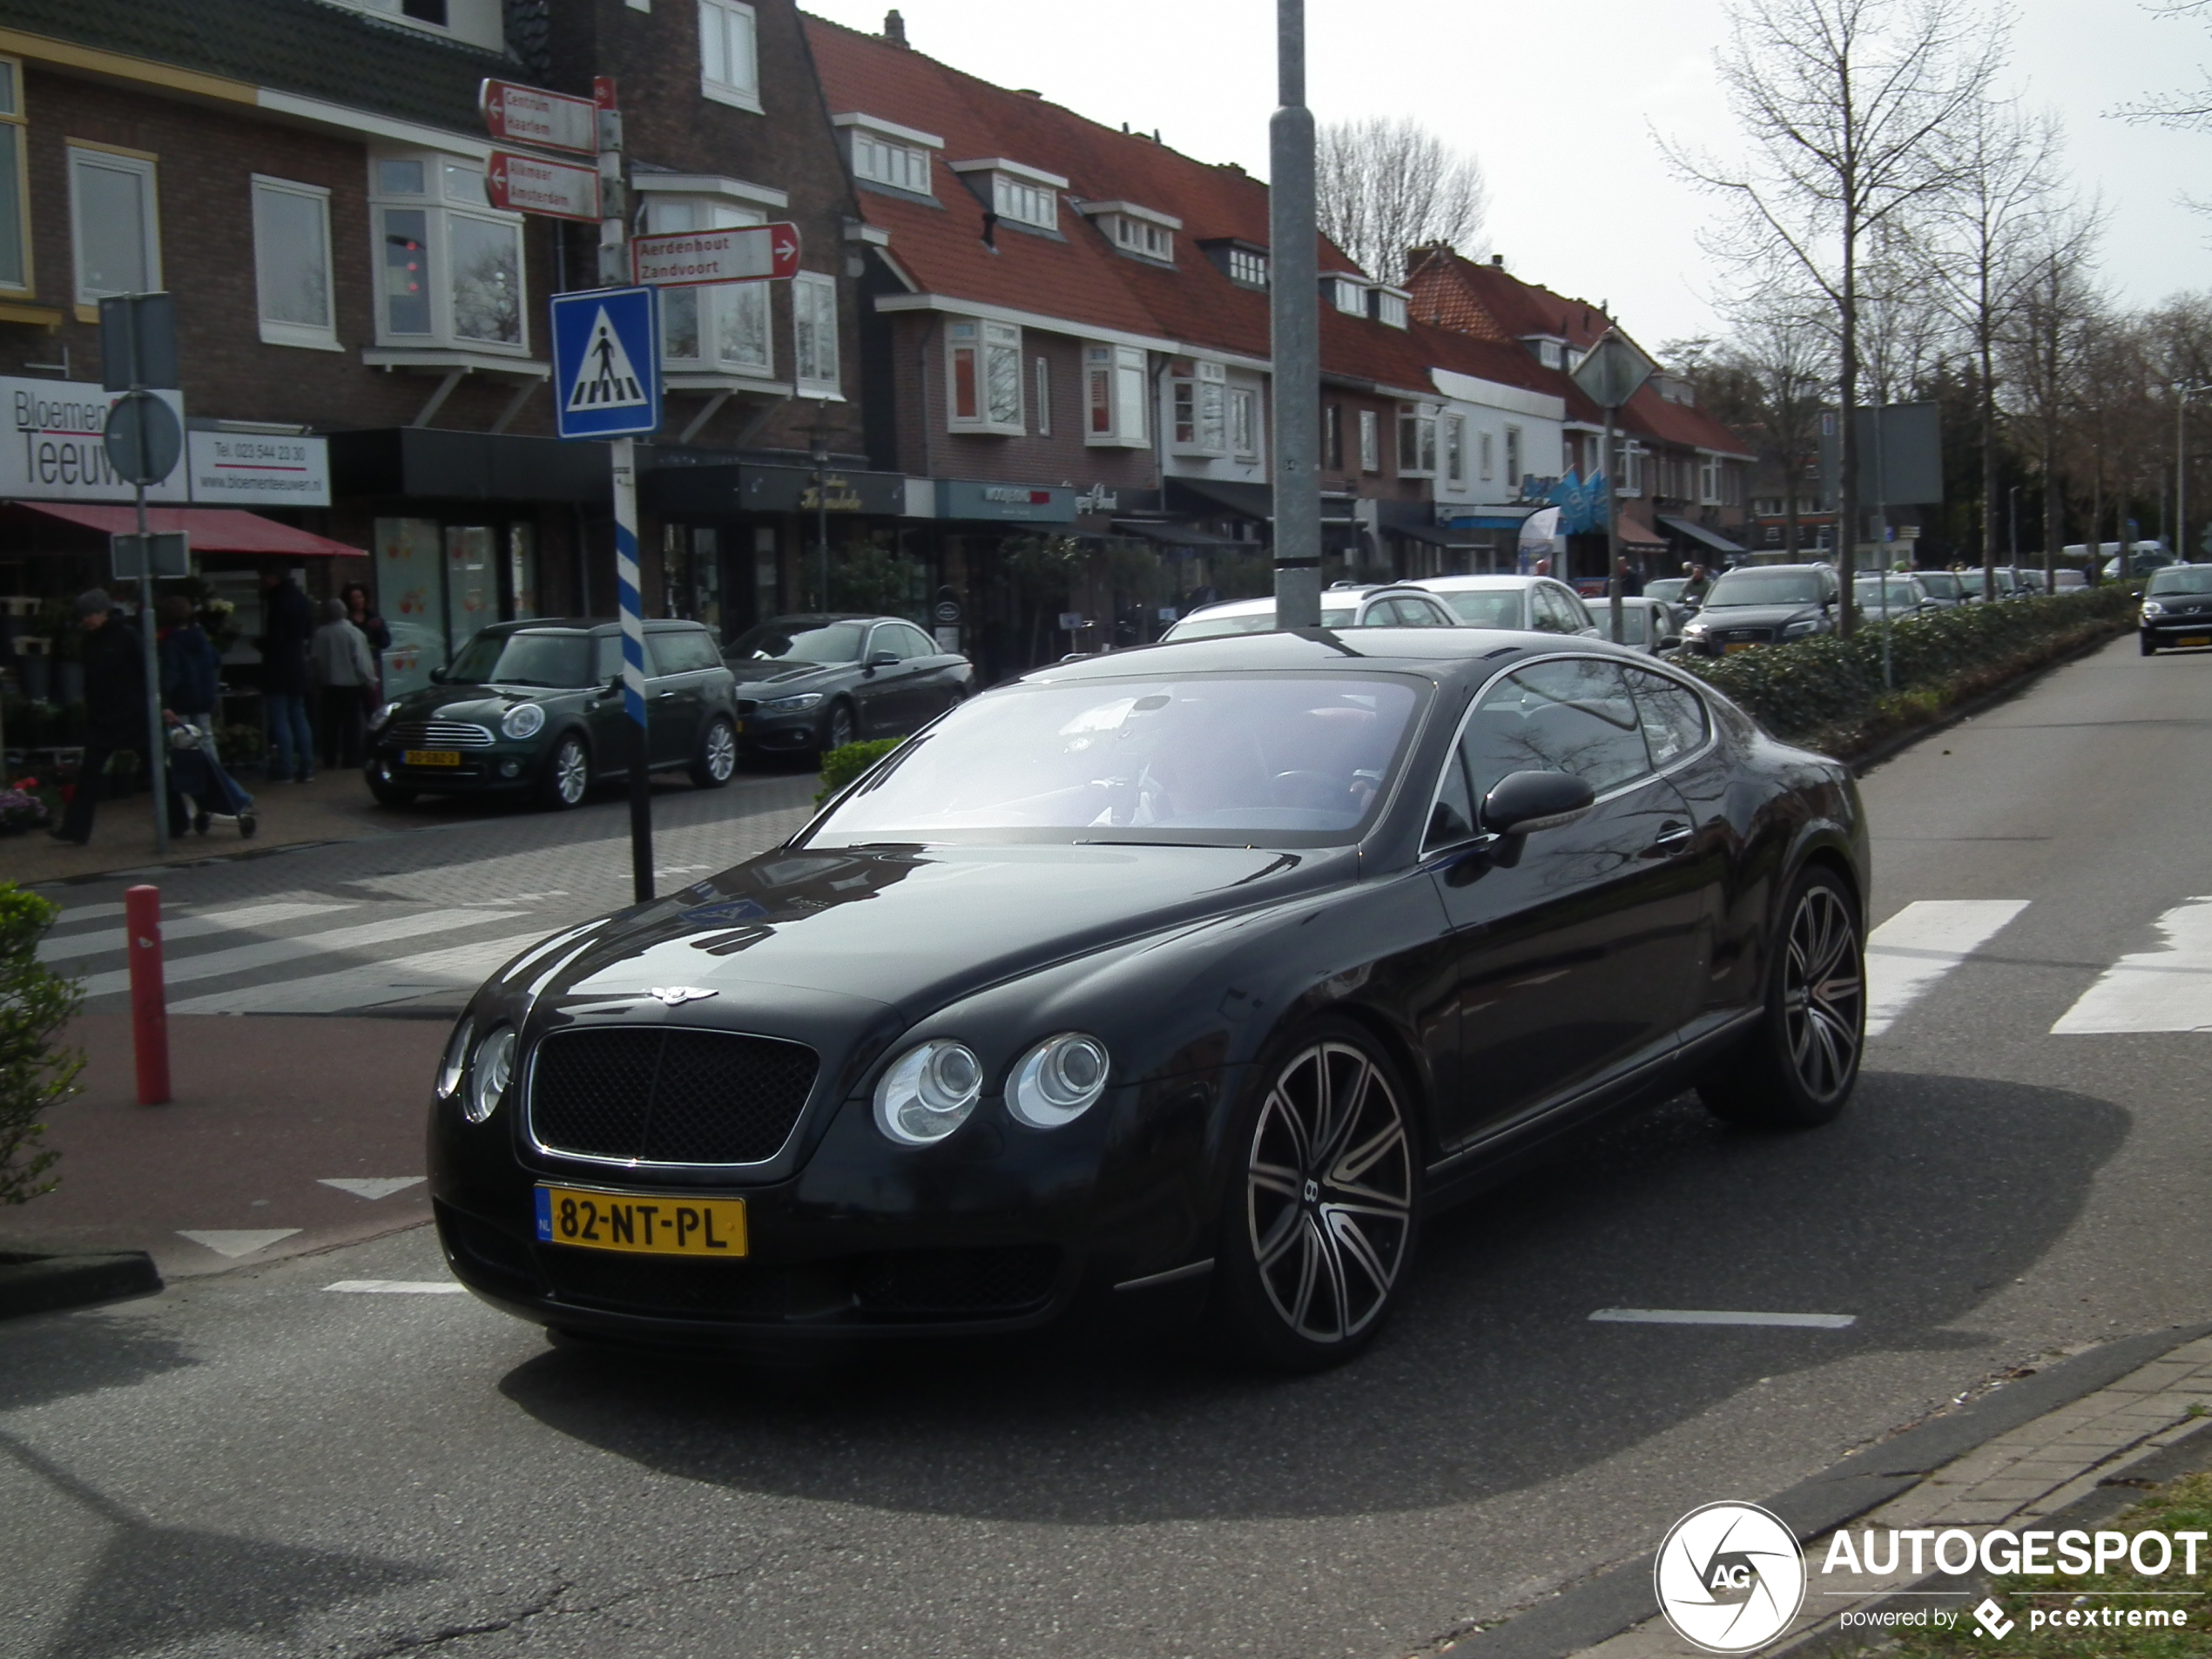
left=738, top=711, right=823, bottom=754
left=367, top=739, right=546, bottom=793
left=2142, top=617, right=2212, bottom=649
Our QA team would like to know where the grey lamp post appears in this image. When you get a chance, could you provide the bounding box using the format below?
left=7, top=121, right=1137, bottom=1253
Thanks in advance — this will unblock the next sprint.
left=2177, top=383, right=2212, bottom=563
left=1268, top=0, right=1320, bottom=629
left=1570, top=331, right=1656, bottom=644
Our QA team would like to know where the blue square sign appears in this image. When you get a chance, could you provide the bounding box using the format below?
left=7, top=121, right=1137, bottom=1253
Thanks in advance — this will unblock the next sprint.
left=550, top=285, right=661, bottom=440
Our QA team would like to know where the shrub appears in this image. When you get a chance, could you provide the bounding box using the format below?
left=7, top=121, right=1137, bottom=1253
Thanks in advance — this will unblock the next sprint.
left=1682, top=587, right=2138, bottom=753
left=815, top=738, right=904, bottom=806
left=0, top=882, right=84, bottom=1205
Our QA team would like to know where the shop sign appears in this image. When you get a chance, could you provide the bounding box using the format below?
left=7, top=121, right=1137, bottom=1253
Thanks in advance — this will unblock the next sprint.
left=1, top=374, right=187, bottom=502
left=737, top=464, right=904, bottom=516
left=936, top=480, right=1077, bottom=523
left=186, top=431, right=331, bottom=507
left=1076, top=485, right=1119, bottom=515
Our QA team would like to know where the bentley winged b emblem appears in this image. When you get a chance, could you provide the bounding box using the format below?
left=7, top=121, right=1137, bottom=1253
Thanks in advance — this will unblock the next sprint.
left=648, top=986, right=718, bottom=1008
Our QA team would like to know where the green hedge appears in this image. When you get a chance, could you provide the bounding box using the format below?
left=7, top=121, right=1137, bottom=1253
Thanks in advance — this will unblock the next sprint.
left=0, top=882, right=83, bottom=1205
left=1681, top=586, right=2140, bottom=753
left=815, top=737, right=904, bottom=806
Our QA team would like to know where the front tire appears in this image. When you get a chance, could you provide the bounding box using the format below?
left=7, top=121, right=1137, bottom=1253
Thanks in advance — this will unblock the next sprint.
left=365, top=761, right=416, bottom=808
left=536, top=733, right=590, bottom=812
left=820, top=700, right=857, bottom=755
left=2141, top=632, right=2158, bottom=656
left=1699, top=866, right=1864, bottom=1129
left=690, top=717, right=738, bottom=789
left=1213, top=1020, right=1419, bottom=1372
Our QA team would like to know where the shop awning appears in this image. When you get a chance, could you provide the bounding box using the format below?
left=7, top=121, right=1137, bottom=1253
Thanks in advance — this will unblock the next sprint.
left=1620, top=519, right=1671, bottom=552
left=16, top=502, right=364, bottom=556
left=1165, top=477, right=1273, bottom=520
left=1113, top=520, right=1247, bottom=548
left=1392, top=523, right=1486, bottom=550
left=1446, top=504, right=1544, bottom=531
left=1657, top=515, right=1746, bottom=557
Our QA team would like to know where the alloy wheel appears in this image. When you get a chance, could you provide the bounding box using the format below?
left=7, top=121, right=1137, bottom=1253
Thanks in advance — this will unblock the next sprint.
left=554, top=738, right=589, bottom=806
left=1244, top=1040, right=1414, bottom=1345
left=826, top=705, right=856, bottom=751
left=705, top=720, right=737, bottom=782
left=1780, top=883, right=1862, bottom=1103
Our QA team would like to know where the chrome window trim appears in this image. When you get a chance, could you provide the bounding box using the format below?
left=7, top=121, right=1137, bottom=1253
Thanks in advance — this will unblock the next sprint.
left=522, top=1024, right=819, bottom=1172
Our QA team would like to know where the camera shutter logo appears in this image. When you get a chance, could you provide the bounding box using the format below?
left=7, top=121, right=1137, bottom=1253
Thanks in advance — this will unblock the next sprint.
left=1654, top=1502, right=1806, bottom=1653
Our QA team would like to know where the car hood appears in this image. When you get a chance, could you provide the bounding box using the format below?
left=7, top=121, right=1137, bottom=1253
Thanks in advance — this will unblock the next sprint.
left=523, top=841, right=1356, bottom=1021
left=724, top=660, right=852, bottom=690
left=1692, top=602, right=1825, bottom=630
left=391, top=684, right=580, bottom=723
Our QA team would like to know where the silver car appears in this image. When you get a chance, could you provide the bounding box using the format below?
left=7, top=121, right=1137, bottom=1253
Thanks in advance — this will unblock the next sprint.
left=1409, top=574, right=1602, bottom=636
left=1162, top=584, right=1457, bottom=641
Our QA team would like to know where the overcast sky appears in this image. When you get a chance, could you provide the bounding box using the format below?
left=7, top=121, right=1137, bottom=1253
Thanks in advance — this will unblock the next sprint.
left=804, top=0, right=2212, bottom=360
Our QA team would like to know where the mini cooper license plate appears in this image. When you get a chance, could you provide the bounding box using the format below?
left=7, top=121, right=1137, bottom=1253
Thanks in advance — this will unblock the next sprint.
left=535, top=1185, right=748, bottom=1256
left=2179, top=635, right=2210, bottom=649
left=404, top=749, right=462, bottom=767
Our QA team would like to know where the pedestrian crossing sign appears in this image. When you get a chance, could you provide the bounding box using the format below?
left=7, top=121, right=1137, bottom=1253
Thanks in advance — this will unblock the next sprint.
left=550, top=285, right=661, bottom=439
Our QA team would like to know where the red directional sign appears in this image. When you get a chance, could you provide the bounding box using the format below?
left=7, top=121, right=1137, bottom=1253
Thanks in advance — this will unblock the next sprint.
left=631, top=223, right=803, bottom=287
left=486, top=150, right=601, bottom=223
left=479, top=79, right=597, bottom=157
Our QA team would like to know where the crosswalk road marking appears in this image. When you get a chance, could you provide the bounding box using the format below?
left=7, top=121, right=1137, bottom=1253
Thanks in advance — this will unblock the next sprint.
left=37, top=900, right=355, bottom=963
left=178, top=1229, right=300, bottom=1258
left=50, top=902, right=128, bottom=927
left=2052, top=896, right=2212, bottom=1034
left=75, top=908, right=524, bottom=1001
left=1865, top=900, right=2031, bottom=1036
left=326, top=1280, right=468, bottom=1294
left=318, top=1177, right=427, bottom=1200
left=171, top=931, right=546, bottom=1015
left=1588, top=1308, right=1857, bottom=1329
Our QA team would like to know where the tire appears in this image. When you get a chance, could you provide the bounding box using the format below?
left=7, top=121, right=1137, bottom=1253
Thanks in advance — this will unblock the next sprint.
left=820, top=700, right=858, bottom=755
left=537, top=733, right=590, bottom=812
left=1698, top=865, right=1864, bottom=1130
left=690, top=716, right=738, bottom=789
left=2141, top=632, right=2158, bottom=656
left=1212, top=1019, right=1420, bottom=1372
left=365, top=761, right=416, bottom=808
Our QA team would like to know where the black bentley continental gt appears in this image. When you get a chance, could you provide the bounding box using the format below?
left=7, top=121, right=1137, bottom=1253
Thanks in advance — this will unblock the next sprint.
left=430, top=627, right=1869, bottom=1370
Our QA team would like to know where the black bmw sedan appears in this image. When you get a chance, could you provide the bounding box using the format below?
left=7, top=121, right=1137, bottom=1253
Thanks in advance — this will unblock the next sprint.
left=725, top=614, right=974, bottom=757
left=430, top=628, right=1868, bottom=1370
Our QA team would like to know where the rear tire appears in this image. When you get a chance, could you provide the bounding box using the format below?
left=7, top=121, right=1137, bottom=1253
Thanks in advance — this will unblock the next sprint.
left=1699, top=866, right=1864, bottom=1130
left=1212, top=1018, right=1419, bottom=1372
left=690, top=717, right=738, bottom=789
left=537, top=733, right=590, bottom=812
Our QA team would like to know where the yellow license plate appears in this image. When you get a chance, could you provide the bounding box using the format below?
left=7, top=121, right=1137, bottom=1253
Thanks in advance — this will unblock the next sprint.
left=2179, top=636, right=2210, bottom=648
left=405, top=749, right=462, bottom=767
left=534, top=1184, right=748, bottom=1257
left=1724, top=641, right=1758, bottom=653
left=733, top=719, right=746, bottom=734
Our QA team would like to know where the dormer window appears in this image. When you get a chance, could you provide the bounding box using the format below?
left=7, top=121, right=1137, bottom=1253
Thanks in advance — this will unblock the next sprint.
left=1372, top=289, right=1409, bottom=329
left=949, top=158, right=1066, bottom=232
left=1531, top=339, right=1564, bottom=369
left=1230, top=248, right=1267, bottom=287
left=833, top=112, right=941, bottom=199
left=1080, top=200, right=1180, bottom=264
left=1326, top=275, right=1368, bottom=317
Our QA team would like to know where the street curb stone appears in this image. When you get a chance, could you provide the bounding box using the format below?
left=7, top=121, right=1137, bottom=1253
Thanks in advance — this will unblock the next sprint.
left=0, top=1245, right=163, bottom=1319
left=1448, top=1323, right=2212, bottom=1659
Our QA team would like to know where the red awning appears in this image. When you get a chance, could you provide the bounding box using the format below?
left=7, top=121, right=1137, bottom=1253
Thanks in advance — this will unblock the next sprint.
left=14, top=502, right=364, bottom=556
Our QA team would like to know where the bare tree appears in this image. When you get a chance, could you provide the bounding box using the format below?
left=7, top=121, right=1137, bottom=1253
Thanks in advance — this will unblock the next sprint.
left=2002, top=207, right=2106, bottom=584
left=2115, top=1, right=2212, bottom=128
left=1684, top=291, right=1836, bottom=555
left=1668, top=0, right=2003, bottom=630
left=1316, top=118, right=1487, bottom=287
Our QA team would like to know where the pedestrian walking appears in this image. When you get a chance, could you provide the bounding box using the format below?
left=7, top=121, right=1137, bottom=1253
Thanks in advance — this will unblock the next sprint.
left=51, top=590, right=152, bottom=846
left=158, top=594, right=222, bottom=734
left=341, top=582, right=392, bottom=657
left=1682, top=563, right=1713, bottom=605
left=310, top=597, right=377, bottom=770
left=259, top=569, right=317, bottom=783
left=1612, top=556, right=1644, bottom=597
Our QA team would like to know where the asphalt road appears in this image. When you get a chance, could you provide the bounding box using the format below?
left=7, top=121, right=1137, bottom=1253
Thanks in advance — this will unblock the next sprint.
left=7, top=634, right=2212, bottom=1659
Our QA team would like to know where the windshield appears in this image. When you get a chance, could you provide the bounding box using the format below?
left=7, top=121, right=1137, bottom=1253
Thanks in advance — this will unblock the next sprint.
left=729, top=620, right=868, bottom=666
left=1707, top=570, right=1824, bottom=607
left=1644, top=579, right=1688, bottom=603
left=1437, top=590, right=1527, bottom=628
left=1919, top=573, right=1961, bottom=598
left=2148, top=566, right=2212, bottom=596
left=1855, top=579, right=1923, bottom=606
left=1168, top=604, right=1357, bottom=640
left=445, top=631, right=595, bottom=688
left=808, top=674, right=1423, bottom=846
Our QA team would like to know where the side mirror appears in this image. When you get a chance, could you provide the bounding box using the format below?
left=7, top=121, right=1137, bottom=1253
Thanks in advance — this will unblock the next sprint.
left=428, top=664, right=448, bottom=684
left=866, top=650, right=899, bottom=671
left=1482, top=769, right=1596, bottom=838
left=1660, top=634, right=1684, bottom=651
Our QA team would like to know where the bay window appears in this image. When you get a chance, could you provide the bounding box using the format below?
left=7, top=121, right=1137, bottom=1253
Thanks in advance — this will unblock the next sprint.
left=1170, top=359, right=1227, bottom=455
left=647, top=193, right=771, bottom=377
left=1084, top=343, right=1148, bottom=448
left=793, top=271, right=840, bottom=395
left=370, top=152, right=524, bottom=351
left=948, top=319, right=1022, bottom=434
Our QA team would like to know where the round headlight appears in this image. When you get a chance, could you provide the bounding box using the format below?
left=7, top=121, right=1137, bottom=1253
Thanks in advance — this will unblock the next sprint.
left=2141, top=600, right=2165, bottom=617
left=874, top=1038, right=982, bottom=1145
left=368, top=699, right=401, bottom=732
left=1008, top=1033, right=1109, bottom=1130
left=436, top=1015, right=473, bottom=1099
left=502, top=704, right=546, bottom=740
left=464, top=1025, right=517, bottom=1124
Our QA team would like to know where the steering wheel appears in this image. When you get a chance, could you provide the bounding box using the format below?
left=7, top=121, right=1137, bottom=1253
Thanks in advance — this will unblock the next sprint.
left=1270, top=770, right=1346, bottom=811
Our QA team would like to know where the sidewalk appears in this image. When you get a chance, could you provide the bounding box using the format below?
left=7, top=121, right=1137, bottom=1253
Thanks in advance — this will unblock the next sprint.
left=0, top=1011, right=444, bottom=1279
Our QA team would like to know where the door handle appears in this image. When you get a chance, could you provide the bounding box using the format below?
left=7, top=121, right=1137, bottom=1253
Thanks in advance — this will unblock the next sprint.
left=1648, top=822, right=1693, bottom=856
left=655, top=691, right=678, bottom=699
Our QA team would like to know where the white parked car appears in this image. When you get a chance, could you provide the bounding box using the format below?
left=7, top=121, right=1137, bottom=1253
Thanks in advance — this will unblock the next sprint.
left=1161, top=584, right=1456, bottom=641
left=1408, top=574, right=1602, bottom=637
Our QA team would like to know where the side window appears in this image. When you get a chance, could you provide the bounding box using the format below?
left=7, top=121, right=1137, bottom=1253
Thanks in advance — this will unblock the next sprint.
left=1409, top=597, right=1452, bottom=626
left=1627, top=668, right=1710, bottom=770
left=594, top=636, right=623, bottom=682
left=648, top=631, right=718, bottom=676
left=1554, top=584, right=1595, bottom=632
left=1534, top=587, right=1575, bottom=634
left=1426, top=747, right=1478, bottom=849
left=1462, top=658, right=1651, bottom=806
left=893, top=624, right=936, bottom=658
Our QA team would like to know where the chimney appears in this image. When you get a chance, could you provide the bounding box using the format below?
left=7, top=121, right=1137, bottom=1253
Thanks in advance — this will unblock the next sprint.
left=883, top=10, right=907, bottom=45
left=1490, top=253, right=1505, bottom=268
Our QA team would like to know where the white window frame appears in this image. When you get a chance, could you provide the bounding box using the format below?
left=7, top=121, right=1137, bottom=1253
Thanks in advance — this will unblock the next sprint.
left=0, top=57, right=29, bottom=296
left=251, top=175, right=339, bottom=351
left=67, top=143, right=160, bottom=307
left=851, top=131, right=933, bottom=195
left=1228, top=246, right=1267, bottom=287
left=1614, top=439, right=1646, bottom=496
left=1359, top=408, right=1380, bottom=474
left=1535, top=340, right=1563, bottom=369
left=1374, top=291, right=1409, bottom=329
left=1445, top=415, right=1467, bottom=489
left=993, top=172, right=1056, bottom=230
left=1503, top=426, right=1522, bottom=490
left=368, top=150, right=529, bottom=354
left=1699, top=454, right=1722, bottom=505
left=698, top=0, right=762, bottom=113
left=1332, top=277, right=1367, bottom=318
left=948, top=318, right=1023, bottom=435
left=793, top=270, right=840, bottom=396
left=1397, top=405, right=1437, bottom=478
left=1479, top=429, right=1495, bottom=482
left=1110, top=214, right=1174, bottom=261
left=1170, top=359, right=1228, bottom=456
left=1034, top=355, right=1051, bottom=435
left=1231, top=386, right=1260, bottom=461
left=644, top=192, right=771, bottom=377
left=1084, top=343, right=1148, bottom=448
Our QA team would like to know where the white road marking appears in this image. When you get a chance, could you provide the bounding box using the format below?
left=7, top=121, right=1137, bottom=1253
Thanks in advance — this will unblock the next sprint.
left=1589, top=1308, right=1858, bottom=1329
left=325, top=1280, right=467, bottom=1294
left=37, top=901, right=356, bottom=963
left=177, top=1229, right=302, bottom=1258
left=168, top=930, right=546, bottom=1015
left=318, top=1177, right=427, bottom=1201
left=1864, top=900, right=2032, bottom=1035
left=2053, top=896, right=2212, bottom=1034
left=49, top=902, right=128, bottom=928
left=76, top=909, right=523, bottom=1000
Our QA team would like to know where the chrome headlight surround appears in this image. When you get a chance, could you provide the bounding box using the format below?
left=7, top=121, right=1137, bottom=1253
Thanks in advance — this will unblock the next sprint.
left=2141, top=600, right=2166, bottom=618
left=501, top=703, right=546, bottom=740
left=435, top=1015, right=474, bottom=1100
left=463, top=1025, right=517, bottom=1125
left=874, top=1038, right=983, bottom=1145
left=368, top=699, right=401, bottom=732
left=761, top=691, right=826, bottom=713
left=1782, top=617, right=1823, bottom=637
left=1007, top=1033, right=1109, bottom=1130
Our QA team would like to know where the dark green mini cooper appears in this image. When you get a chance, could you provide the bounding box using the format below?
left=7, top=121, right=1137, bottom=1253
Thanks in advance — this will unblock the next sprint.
left=364, top=619, right=740, bottom=811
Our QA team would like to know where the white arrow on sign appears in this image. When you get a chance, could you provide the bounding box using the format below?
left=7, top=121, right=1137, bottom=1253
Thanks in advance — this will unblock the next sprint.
left=486, top=150, right=600, bottom=223
left=631, top=222, right=804, bottom=287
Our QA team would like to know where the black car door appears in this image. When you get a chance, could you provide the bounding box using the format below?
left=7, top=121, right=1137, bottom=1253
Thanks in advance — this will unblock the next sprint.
left=586, top=633, right=630, bottom=771
left=645, top=630, right=716, bottom=766
left=1426, top=656, right=1709, bottom=1150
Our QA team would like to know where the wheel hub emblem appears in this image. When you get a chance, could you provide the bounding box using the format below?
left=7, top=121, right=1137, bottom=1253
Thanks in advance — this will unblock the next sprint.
left=1302, top=1178, right=1320, bottom=1204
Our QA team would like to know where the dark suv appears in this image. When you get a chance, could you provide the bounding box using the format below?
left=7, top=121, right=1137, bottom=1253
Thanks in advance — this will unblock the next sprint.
left=365, top=619, right=740, bottom=811
left=1679, top=563, right=1843, bottom=655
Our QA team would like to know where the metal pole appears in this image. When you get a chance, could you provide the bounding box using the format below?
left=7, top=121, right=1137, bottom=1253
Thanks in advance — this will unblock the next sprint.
left=135, top=465, right=166, bottom=854
left=1268, top=0, right=1321, bottom=629
left=1873, top=403, right=1891, bottom=689
left=1604, top=407, right=1623, bottom=644
left=612, top=436, right=652, bottom=904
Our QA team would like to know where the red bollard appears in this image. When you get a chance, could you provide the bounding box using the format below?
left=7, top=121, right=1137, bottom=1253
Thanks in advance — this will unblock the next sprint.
left=125, top=883, right=171, bottom=1105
